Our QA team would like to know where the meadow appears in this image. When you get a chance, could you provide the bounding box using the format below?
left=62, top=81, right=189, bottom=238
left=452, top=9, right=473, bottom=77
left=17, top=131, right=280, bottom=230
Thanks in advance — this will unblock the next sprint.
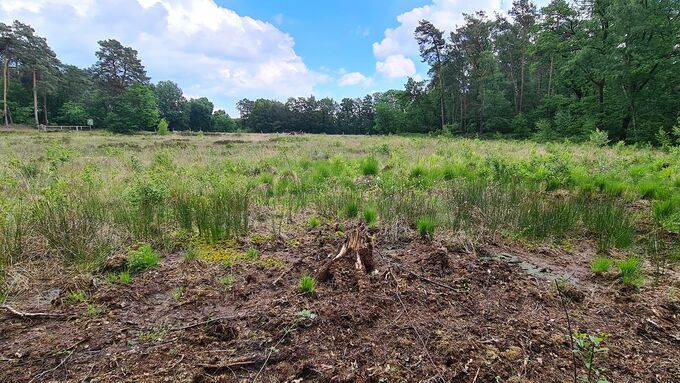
left=1, top=129, right=679, bottom=382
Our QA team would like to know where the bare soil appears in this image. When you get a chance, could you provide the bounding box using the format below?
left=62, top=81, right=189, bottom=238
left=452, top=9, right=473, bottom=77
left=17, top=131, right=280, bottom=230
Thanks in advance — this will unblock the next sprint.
left=1, top=224, right=679, bottom=383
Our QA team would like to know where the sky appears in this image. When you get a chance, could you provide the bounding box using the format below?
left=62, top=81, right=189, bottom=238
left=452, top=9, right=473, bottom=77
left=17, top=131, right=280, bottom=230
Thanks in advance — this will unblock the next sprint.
left=0, top=0, right=548, bottom=115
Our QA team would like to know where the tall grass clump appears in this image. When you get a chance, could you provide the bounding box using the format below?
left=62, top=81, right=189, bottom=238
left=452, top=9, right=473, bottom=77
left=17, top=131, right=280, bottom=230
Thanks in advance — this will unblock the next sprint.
left=591, top=256, right=613, bottom=274
left=174, top=186, right=249, bottom=242
left=416, top=216, right=436, bottom=239
left=584, top=201, right=635, bottom=253
left=519, top=198, right=581, bottom=240
left=363, top=206, right=378, bottom=227
left=359, top=156, right=379, bottom=176
left=119, top=177, right=169, bottom=242
left=34, top=194, right=114, bottom=270
left=0, top=209, right=24, bottom=267
left=617, top=257, right=644, bottom=288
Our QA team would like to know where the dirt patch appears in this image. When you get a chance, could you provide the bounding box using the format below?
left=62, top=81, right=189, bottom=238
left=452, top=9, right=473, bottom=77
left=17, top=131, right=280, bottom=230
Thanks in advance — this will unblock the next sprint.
left=1, top=226, right=678, bottom=382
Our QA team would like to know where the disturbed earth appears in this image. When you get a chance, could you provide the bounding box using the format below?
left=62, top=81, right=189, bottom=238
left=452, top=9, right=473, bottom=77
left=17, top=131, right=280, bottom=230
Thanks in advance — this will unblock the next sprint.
left=1, top=223, right=679, bottom=383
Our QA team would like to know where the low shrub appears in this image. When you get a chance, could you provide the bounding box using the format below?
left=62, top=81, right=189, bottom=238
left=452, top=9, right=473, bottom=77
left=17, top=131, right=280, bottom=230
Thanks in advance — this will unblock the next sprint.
left=127, top=244, right=160, bottom=275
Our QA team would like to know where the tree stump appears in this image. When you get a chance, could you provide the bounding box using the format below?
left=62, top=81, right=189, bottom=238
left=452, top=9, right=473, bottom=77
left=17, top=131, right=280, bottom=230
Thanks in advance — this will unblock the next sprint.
left=317, top=225, right=374, bottom=284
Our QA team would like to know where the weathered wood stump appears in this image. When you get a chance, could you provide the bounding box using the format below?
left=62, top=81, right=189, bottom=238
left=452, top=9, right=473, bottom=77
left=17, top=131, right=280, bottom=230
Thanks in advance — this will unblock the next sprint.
left=317, top=225, right=374, bottom=285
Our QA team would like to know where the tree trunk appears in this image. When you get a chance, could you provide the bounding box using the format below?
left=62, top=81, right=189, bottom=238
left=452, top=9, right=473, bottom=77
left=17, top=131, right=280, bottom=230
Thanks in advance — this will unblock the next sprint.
left=519, top=53, right=526, bottom=113
left=547, top=55, right=554, bottom=97
left=437, top=62, right=445, bottom=130
left=3, top=57, right=7, bottom=126
left=43, top=91, right=48, bottom=125
left=33, top=68, right=39, bottom=127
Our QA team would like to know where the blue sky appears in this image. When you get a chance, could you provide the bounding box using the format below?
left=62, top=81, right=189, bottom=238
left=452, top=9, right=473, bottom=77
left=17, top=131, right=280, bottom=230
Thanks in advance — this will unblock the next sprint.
left=0, top=0, right=547, bottom=115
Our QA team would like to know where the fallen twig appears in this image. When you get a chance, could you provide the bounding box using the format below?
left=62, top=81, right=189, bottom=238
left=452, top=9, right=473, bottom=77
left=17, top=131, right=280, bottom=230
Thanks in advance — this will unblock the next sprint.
left=388, top=269, right=443, bottom=380
left=0, top=305, right=67, bottom=319
left=272, top=265, right=294, bottom=285
left=171, top=315, right=242, bottom=331
left=28, top=348, right=75, bottom=383
left=253, top=323, right=295, bottom=382
left=555, top=280, right=578, bottom=383
left=390, top=263, right=461, bottom=292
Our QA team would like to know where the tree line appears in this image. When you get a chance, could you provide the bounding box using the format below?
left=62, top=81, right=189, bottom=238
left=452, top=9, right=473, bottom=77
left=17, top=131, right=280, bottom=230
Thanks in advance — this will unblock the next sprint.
left=238, top=0, right=680, bottom=142
left=2, top=0, right=679, bottom=142
left=0, top=21, right=235, bottom=132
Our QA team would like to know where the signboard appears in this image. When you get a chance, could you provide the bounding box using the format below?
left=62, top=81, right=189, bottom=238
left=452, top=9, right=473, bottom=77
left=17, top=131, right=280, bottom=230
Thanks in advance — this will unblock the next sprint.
left=87, top=119, right=94, bottom=126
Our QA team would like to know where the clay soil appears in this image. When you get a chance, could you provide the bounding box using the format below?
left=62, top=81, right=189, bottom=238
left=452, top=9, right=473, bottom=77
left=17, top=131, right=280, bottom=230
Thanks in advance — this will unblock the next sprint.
left=1, top=224, right=679, bottom=383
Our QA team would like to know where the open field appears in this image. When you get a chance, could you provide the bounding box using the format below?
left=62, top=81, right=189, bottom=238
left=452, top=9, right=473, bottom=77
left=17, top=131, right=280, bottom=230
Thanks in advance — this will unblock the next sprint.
left=0, top=130, right=679, bottom=382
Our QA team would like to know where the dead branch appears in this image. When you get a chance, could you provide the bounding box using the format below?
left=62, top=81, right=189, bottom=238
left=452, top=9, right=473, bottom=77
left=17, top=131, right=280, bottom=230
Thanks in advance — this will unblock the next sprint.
left=171, top=315, right=244, bottom=331
left=555, top=280, right=578, bottom=383
left=0, top=305, right=67, bottom=319
left=253, top=323, right=296, bottom=382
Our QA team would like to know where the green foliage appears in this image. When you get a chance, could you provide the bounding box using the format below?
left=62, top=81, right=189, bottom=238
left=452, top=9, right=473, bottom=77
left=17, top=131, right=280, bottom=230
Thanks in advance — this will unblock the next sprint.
left=246, top=247, right=259, bottom=259
left=572, top=331, right=609, bottom=383
left=343, top=200, right=359, bottom=218
left=363, top=206, right=378, bottom=227
left=65, top=290, right=87, bottom=304
left=359, top=156, right=379, bottom=176
left=588, top=129, right=609, bottom=147
left=591, top=257, right=613, bottom=275
left=183, top=246, right=198, bottom=261
left=617, top=257, right=644, bottom=288
left=308, top=216, right=321, bottom=228
left=157, top=118, right=169, bottom=135
left=126, top=244, right=160, bottom=275
left=298, top=273, right=316, bottom=294
left=105, top=84, right=160, bottom=132
left=171, top=286, right=183, bottom=301
left=57, top=101, right=88, bottom=125
left=219, top=274, right=235, bottom=289
left=416, top=216, right=436, bottom=239
left=296, top=309, right=317, bottom=320
left=86, top=303, right=103, bottom=317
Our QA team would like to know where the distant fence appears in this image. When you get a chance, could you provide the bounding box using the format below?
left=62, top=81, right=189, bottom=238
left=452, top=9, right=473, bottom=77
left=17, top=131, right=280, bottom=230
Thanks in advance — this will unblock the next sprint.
left=39, top=124, right=92, bottom=131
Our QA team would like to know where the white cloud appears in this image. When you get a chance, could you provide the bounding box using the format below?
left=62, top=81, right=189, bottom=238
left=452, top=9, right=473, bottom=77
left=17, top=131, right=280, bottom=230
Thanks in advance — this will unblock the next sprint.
left=376, top=54, right=416, bottom=78
left=337, top=72, right=372, bottom=87
left=373, top=0, right=505, bottom=60
left=0, top=0, right=325, bottom=112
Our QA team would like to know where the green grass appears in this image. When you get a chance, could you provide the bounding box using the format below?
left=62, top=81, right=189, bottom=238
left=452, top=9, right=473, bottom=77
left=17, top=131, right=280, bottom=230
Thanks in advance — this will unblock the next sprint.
left=416, top=217, right=436, bottom=239
left=126, top=244, right=160, bottom=275
left=245, top=247, right=259, bottom=259
left=359, top=156, right=379, bottom=176
left=65, top=290, right=87, bottom=304
left=219, top=274, right=234, bottom=289
left=591, top=257, right=613, bottom=274
left=617, top=257, right=644, bottom=288
left=1, top=131, right=679, bottom=293
left=298, top=273, right=316, bottom=294
left=308, top=216, right=321, bottom=228
left=363, top=206, right=378, bottom=227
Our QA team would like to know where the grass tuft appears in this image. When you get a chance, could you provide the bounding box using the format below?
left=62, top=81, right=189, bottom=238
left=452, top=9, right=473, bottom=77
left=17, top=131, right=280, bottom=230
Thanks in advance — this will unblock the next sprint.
left=126, top=244, right=160, bottom=275
left=617, top=257, right=644, bottom=288
left=591, top=256, right=613, bottom=274
left=298, top=273, right=316, bottom=295
left=359, top=156, right=380, bottom=176
left=416, top=217, right=436, bottom=239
